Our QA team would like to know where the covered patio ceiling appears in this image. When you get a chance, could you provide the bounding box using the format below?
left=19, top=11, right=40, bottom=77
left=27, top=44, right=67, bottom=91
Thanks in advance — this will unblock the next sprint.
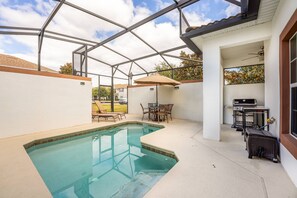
left=0, top=0, right=245, bottom=80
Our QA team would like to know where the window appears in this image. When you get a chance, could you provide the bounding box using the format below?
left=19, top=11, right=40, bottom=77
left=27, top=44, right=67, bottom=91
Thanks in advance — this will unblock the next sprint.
left=290, top=32, right=297, bottom=138
left=291, top=87, right=297, bottom=137
left=279, top=10, right=297, bottom=159
left=224, top=64, right=265, bottom=85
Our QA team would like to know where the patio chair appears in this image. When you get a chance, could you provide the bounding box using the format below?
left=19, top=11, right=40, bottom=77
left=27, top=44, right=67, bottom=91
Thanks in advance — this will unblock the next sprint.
left=92, top=105, right=120, bottom=122
left=148, top=103, right=157, bottom=108
left=140, top=103, right=149, bottom=120
left=156, top=104, right=169, bottom=123
left=94, top=100, right=126, bottom=120
left=166, top=104, right=174, bottom=120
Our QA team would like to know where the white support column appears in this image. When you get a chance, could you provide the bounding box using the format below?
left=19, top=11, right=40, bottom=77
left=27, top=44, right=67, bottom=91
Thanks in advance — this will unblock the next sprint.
left=203, top=43, right=222, bottom=141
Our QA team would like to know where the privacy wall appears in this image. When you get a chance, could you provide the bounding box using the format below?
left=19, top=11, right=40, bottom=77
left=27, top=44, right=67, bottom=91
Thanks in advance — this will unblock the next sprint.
left=128, top=82, right=203, bottom=122
left=0, top=68, right=92, bottom=138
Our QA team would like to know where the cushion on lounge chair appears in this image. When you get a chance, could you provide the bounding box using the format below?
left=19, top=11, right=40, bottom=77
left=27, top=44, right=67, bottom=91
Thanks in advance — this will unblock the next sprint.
left=94, top=101, right=126, bottom=119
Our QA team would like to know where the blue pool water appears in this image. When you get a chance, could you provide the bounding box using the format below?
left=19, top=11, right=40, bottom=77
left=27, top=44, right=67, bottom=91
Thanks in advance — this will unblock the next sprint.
left=27, top=124, right=176, bottom=198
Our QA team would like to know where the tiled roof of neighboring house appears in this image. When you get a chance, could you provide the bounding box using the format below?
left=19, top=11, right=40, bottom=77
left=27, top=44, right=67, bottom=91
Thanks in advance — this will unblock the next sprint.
left=0, top=53, right=57, bottom=73
left=114, top=84, right=128, bottom=89
left=185, top=13, right=242, bottom=33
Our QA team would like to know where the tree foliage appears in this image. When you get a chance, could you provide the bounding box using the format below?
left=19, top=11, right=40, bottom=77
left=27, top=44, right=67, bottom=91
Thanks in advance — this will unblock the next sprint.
left=224, top=65, right=265, bottom=85
left=154, top=51, right=203, bottom=81
left=59, top=63, right=73, bottom=75
left=92, top=87, right=111, bottom=99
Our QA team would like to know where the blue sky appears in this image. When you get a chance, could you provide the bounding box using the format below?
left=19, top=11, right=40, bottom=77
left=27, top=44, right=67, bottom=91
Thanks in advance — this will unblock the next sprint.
left=1, top=36, right=34, bottom=54
left=1, top=0, right=238, bottom=26
left=133, top=0, right=238, bottom=25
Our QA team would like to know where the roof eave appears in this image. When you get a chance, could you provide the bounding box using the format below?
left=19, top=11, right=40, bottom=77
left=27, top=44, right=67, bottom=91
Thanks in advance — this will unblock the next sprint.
left=185, top=15, right=257, bottom=38
left=180, top=0, right=261, bottom=54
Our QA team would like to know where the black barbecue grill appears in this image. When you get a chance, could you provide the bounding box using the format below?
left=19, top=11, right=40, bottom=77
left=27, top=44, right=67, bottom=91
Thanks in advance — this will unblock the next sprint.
left=232, top=99, right=257, bottom=130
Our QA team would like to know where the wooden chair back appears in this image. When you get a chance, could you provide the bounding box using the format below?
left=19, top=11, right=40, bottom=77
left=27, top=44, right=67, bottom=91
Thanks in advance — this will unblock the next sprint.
left=94, top=100, right=107, bottom=113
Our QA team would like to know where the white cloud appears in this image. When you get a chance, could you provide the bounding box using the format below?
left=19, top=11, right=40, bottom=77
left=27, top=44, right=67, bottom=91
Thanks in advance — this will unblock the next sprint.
left=184, top=11, right=211, bottom=27
left=0, top=4, right=48, bottom=27
left=225, top=3, right=241, bottom=17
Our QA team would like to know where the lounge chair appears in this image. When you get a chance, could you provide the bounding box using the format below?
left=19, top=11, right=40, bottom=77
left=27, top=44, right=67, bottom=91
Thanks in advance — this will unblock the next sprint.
left=94, top=100, right=126, bottom=120
left=92, top=106, right=119, bottom=122
left=140, top=103, right=149, bottom=120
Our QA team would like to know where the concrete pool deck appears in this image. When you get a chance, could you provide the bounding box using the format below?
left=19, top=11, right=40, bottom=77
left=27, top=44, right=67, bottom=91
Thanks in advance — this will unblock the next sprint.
left=0, top=114, right=296, bottom=198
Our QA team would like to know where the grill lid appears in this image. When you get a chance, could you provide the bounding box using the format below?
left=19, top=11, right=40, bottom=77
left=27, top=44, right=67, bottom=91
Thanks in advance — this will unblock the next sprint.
left=233, top=99, right=257, bottom=106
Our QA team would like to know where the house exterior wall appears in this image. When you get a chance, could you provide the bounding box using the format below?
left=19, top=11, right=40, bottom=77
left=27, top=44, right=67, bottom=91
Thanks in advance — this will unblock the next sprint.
left=265, top=0, right=297, bottom=187
left=192, top=0, right=297, bottom=187
left=194, top=22, right=272, bottom=141
left=203, top=44, right=222, bottom=140
left=128, top=82, right=203, bottom=122
left=116, top=88, right=127, bottom=99
left=0, top=70, right=92, bottom=138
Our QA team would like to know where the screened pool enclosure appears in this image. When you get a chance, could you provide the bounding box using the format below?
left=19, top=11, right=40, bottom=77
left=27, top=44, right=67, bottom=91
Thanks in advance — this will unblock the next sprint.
left=0, top=0, right=242, bottom=110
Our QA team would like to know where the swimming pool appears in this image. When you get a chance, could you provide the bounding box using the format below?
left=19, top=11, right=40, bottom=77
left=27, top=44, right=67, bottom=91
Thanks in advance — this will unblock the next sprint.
left=27, top=123, right=177, bottom=198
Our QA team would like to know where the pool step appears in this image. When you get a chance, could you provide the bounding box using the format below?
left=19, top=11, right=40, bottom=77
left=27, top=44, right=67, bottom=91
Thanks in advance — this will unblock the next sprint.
left=111, top=171, right=165, bottom=198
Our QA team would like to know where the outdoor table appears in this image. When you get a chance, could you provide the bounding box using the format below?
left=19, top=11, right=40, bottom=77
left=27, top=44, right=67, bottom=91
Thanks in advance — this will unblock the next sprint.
left=148, top=104, right=172, bottom=122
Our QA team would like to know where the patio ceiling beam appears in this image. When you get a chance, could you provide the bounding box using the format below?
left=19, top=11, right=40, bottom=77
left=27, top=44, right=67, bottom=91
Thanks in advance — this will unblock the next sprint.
left=0, top=26, right=41, bottom=31
left=160, top=45, right=188, bottom=53
left=45, top=30, right=98, bottom=45
left=41, top=1, right=65, bottom=32
left=130, top=31, right=173, bottom=69
left=175, top=3, right=190, bottom=30
left=161, top=53, right=202, bottom=63
left=113, top=53, right=156, bottom=66
left=88, top=56, right=113, bottom=67
left=181, top=11, right=190, bottom=27
left=128, top=62, right=133, bottom=75
left=102, top=45, right=148, bottom=74
left=38, top=0, right=65, bottom=71
left=0, top=26, right=98, bottom=47
left=43, top=35, right=94, bottom=46
left=81, top=72, right=128, bottom=80
left=84, top=45, right=88, bottom=77
left=101, top=45, right=130, bottom=61
left=112, top=45, right=188, bottom=66
left=73, top=45, right=86, bottom=53
left=224, top=0, right=241, bottom=7
left=0, top=31, right=38, bottom=36
left=132, top=64, right=201, bottom=77
left=88, top=56, right=128, bottom=77
left=113, top=65, right=119, bottom=75
left=0, top=31, right=95, bottom=46
left=101, top=46, right=148, bottom=74
left=132, top=62, right=148, bottom=74
left=87, top=0, right=199, bottom=52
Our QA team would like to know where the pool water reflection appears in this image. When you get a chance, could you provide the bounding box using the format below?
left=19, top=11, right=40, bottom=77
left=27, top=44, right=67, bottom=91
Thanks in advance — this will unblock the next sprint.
left=27, top=124, right=176, bottom=198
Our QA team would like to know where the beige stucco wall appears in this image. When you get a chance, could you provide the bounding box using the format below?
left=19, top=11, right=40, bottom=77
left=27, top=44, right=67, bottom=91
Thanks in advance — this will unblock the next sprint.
left=128, top=82, right=203, bottom=122
left=0, top=71, right=92, bottom=138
